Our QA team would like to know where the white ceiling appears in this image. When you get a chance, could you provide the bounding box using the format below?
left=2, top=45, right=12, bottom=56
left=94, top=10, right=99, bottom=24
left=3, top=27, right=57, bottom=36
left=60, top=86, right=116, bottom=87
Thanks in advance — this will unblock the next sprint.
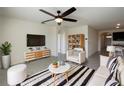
left=0, top=7, right=124, bottom=30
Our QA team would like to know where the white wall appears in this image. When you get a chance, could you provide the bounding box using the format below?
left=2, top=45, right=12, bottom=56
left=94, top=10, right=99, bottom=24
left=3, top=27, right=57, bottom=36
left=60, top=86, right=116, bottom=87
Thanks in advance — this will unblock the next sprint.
left=66, top=25, right=89, bottom=58
left=98, top=29, right=124, bottom=51
left=88, top=27, right=98, bottom=57
left=0, top=16, right=57, bottom=65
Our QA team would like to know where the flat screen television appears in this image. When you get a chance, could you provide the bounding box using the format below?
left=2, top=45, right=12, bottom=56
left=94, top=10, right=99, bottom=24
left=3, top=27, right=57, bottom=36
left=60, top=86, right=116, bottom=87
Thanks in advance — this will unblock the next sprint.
left=113, top=32, right=124, bottom=41
left=27, top=34, right=45, bottom=47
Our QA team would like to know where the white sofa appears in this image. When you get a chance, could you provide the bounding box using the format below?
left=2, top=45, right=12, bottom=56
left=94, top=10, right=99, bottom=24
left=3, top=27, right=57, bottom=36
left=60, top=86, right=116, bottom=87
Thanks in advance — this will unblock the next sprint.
left=87, top=55, right=124, bottom=86
left=66, top=48, right=86, bottom=64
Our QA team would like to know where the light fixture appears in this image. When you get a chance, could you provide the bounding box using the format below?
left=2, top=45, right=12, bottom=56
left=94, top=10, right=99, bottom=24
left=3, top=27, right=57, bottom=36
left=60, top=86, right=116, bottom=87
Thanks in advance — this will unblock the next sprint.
left=117, top=23, right=120, bottom=26
left=116, top=26, right=119, bottom=28
left=116, top=23, right=120, bottom=29
left=106, top=36, right=112, bottom=38
left=55, top=18, right=63, bottom=23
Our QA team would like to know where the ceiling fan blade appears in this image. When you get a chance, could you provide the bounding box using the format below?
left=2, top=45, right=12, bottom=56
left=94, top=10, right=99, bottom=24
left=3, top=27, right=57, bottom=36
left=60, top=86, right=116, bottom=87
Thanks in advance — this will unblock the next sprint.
left=63, top=18, right=77, bottom=22
left=61, top=7, right=76, bottom=17
left=39, top=9, right=56, bottom=17
left=41, top=19, right=55, bottom=24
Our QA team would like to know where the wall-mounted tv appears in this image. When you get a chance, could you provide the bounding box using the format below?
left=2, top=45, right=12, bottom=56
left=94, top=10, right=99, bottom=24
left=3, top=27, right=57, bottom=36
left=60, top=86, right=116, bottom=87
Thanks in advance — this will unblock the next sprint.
left=27, top=34, right=45, bottom=47
left=113, top=32, right=124, bottom=41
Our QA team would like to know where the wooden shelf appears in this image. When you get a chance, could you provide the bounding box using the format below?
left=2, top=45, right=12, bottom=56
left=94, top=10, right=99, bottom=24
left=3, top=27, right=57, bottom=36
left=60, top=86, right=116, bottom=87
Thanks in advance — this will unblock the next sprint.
left=68, top=34, right=84, bottom=49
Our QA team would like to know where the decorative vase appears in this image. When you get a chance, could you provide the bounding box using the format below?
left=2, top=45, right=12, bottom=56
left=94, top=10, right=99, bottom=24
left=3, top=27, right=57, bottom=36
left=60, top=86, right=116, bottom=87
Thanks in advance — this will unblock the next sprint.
left=2, top=55, right=11, bottom=69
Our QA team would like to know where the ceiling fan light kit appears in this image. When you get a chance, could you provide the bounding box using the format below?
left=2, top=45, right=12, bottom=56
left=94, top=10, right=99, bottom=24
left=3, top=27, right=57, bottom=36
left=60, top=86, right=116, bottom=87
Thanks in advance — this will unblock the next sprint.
left=55, top=18, right=63, bottom=23
left=39, top=7, right=77, bottom=25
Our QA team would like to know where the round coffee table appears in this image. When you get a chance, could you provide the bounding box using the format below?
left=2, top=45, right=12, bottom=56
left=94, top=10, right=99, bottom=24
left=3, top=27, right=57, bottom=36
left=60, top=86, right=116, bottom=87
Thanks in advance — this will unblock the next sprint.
left=48, top=63, right=70, bottom=85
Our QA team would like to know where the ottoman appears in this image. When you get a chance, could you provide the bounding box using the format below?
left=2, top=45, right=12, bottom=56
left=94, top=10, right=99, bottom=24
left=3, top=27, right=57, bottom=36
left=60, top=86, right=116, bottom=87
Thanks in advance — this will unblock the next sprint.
left=7, top=64, right=27, bottom=85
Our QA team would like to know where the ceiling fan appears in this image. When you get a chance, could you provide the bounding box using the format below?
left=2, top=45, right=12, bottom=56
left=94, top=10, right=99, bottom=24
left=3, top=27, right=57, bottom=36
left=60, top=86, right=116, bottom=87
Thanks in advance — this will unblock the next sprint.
left=39, top=7, right=77, bottom=25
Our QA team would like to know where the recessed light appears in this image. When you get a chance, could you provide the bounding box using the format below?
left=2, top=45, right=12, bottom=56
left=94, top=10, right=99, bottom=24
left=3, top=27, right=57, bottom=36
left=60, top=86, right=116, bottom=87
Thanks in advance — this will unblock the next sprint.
left=117, top=23, right=120, bottom=26
left=116, top=26, right=119, bottom=28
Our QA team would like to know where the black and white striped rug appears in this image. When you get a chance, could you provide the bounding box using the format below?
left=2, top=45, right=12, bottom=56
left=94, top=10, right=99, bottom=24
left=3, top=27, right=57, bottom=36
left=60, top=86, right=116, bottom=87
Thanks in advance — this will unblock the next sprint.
left=17, top=63, right=95, bottom=86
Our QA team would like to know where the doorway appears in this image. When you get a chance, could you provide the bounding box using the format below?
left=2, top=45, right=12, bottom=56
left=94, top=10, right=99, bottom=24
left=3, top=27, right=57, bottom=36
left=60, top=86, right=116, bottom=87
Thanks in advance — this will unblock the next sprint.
left=100, top=32, right=112, bottom=55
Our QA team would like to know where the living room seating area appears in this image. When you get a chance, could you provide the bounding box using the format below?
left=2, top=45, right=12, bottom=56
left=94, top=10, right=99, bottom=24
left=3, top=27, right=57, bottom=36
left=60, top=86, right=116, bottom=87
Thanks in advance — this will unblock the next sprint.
left=0, top=7, right=124, bottom=86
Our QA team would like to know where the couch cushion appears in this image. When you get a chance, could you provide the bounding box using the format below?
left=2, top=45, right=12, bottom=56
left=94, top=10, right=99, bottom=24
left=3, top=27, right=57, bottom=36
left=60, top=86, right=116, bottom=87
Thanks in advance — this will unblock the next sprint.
left=72, top=49, right=82, bottom=56
left=87, top=74, right=107, bottom=86
left=100, top=55, right=109, bottom=67
left=117, top=57, right=124, bottom=85
left=73, top=50, right=80, bottom=56
left=87, top=66, right=110, bottom=86
left=95, top=66, right=110, bottom=78
left=68, top=56, right=78, bottom=59
left=74, top=48, right=83, bottom=51
left=68, top=56, right=79, bottom=61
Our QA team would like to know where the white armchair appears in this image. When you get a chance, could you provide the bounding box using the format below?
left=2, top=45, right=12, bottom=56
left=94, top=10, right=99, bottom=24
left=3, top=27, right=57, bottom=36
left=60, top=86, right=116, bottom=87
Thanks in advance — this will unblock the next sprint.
left=66, top=48, right=86, bottom=64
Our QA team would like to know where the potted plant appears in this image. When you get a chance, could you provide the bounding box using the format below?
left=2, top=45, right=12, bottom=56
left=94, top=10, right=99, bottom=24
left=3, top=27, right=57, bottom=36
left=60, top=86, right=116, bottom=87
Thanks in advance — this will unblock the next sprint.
left=52, top=61, right=58, bottom=68
left=0, top=41, right=12, bottom=69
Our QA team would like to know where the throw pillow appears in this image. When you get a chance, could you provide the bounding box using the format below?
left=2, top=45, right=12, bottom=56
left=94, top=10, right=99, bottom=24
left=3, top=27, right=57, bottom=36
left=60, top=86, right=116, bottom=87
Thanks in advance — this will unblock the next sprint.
left=110, top=61, right=118, bottom=73
left=106, top=57, right=118, bottom=73
left=104, top=71, right=120, bottom=86
left=113, top=69, right=120, bottom=83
